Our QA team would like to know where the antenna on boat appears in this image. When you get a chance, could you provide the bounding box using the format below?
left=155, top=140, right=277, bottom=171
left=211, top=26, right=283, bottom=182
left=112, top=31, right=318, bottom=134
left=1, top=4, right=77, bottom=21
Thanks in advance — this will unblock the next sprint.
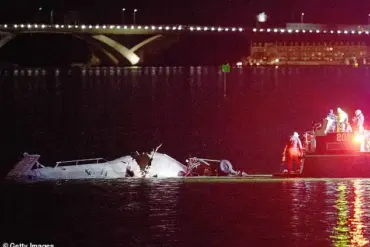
left=150, top=143, right=162, bottom=161
left=153, top=143, right=162, bottom=154
left=144, top=143, right=163, bottom=177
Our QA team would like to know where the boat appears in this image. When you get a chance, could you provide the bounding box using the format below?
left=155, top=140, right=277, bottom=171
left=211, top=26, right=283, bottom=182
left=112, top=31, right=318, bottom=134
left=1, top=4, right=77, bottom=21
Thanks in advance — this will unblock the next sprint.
left=278, top=116, right=370, bottom=178
left=5, top=152, right=185, bottom=182
left=5, top=144, right=247, bottom=182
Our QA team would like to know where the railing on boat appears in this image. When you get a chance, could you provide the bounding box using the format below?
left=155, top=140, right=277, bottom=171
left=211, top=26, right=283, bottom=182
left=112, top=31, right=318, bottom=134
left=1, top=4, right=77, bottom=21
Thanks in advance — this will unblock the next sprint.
left=55, top=158, right=108, bottom=167
left=185, top=157, right=221, bottom=176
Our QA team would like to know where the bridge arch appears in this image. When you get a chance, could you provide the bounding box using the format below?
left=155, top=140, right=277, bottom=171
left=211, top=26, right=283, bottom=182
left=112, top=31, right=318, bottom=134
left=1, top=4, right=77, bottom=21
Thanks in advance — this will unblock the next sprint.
left=0, top=33, right=123, bottom=65
left=0, top=32, right=165, bottom=66
left=0, top=34, right=16, bottom=49
left=131, top=34, right=163, bottom=52
left=72, top=35, right=119, bottom=65
left=91, top=35, right=140, bottom=65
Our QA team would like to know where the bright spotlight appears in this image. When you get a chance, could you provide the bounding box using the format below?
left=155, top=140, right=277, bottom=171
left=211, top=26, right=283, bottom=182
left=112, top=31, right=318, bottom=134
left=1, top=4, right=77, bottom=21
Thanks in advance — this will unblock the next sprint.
left=257, top=12, right=267, bottom=23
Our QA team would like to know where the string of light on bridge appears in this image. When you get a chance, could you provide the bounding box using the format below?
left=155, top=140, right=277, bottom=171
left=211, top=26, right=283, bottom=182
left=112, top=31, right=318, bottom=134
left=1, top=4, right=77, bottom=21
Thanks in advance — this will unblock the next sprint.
left=252, top=28, right=370, bottom=35
left=1, top=24, right=369, bottom=35
left=0, top=24, right=244, bottom=32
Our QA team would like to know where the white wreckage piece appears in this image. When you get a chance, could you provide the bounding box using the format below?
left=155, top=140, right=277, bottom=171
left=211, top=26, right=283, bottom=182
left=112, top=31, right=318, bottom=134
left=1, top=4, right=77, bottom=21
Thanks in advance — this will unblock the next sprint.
left=6, top=144, right=188, bottom=182
left=5, top=144, right=245, bottom=182
left=184, top=157, right=248, bottom=176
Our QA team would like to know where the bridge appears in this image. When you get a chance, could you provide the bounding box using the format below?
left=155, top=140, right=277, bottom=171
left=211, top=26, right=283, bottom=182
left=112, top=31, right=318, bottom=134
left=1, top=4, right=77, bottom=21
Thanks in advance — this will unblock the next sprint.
left=0, top=23, right=369, bottom=66
left=0, top=24, right=245, bottom=34
left=0, top=24, right=247, bottom=65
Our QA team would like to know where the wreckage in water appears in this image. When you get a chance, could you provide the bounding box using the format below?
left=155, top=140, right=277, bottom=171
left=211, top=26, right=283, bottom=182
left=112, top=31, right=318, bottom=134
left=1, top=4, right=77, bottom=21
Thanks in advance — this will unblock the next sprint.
left=5, top=146, right=244, bottom=182
left=6, top=152, right=186, bottom=182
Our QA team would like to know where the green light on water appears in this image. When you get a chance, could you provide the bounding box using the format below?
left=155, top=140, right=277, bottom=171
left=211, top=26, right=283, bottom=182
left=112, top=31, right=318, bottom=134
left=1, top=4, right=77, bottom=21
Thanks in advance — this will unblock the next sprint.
left=331, top=184, right=350, bottom=247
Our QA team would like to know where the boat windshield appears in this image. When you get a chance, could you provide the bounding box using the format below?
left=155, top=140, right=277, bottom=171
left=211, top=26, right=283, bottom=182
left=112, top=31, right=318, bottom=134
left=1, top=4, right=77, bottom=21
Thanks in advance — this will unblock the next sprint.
left=55, top=158, right=108, bottom=167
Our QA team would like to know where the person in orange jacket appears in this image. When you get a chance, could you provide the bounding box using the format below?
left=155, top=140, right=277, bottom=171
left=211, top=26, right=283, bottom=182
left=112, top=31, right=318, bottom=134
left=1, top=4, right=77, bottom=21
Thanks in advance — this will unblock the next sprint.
left=282, top=132, right=303, bottom=173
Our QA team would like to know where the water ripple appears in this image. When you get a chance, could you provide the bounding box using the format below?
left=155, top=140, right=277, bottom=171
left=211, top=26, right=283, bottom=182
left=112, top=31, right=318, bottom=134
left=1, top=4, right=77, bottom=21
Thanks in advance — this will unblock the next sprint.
left=3, top=178, right=370, bottom=246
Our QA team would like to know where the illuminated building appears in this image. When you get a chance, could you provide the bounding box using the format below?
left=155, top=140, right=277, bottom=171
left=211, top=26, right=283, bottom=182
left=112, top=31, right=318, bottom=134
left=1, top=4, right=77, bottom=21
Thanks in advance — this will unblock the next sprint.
left=247, top=41, right=369, bottom=66
left=246, top=23, right=370, bottom=66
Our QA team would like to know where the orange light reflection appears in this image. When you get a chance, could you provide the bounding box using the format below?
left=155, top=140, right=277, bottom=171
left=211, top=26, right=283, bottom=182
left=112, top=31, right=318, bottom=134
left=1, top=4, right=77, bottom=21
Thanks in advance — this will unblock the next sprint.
left=349, top=180, right=369, bottom=247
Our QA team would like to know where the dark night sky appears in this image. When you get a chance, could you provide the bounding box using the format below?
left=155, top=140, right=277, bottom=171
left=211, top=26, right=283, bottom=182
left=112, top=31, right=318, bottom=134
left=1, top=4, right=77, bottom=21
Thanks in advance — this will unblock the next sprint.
left=0, top=0, right=369, bottom=26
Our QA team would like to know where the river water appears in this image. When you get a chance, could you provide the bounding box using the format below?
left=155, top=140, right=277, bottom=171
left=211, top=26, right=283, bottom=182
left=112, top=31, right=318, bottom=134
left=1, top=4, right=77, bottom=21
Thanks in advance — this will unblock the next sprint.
left=1, top=66, right=370, bottom=246
left=2, top=178, right=370, bottom=247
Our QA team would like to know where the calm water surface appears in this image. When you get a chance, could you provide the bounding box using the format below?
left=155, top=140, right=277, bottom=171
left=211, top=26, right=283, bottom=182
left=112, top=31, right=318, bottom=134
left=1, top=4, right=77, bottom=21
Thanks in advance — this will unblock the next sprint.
left=2, top=66, right=370, bottom=246
left=2, top=178, right=370, bottom=247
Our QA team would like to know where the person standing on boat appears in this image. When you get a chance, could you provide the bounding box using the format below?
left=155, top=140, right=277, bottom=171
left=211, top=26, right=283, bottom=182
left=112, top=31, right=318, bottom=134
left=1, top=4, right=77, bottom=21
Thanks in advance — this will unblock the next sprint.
left=353, top=109, right=365, bottom=152
left=353, top=109, right=365, bottom=133
left=325, top=109, right=337, bottom=133
left=337, top=108, right=349, bottom=132
left=345, top=122, right=353, bottom=132
left=282, top=132, right=303, bottom=173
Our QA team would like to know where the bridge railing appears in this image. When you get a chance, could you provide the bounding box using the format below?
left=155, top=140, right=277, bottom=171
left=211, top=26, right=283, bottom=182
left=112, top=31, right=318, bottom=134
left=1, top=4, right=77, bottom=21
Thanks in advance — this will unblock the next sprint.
left=0, top=23, right=245, bottom=33
left=1, top=23, right=369, bottom=36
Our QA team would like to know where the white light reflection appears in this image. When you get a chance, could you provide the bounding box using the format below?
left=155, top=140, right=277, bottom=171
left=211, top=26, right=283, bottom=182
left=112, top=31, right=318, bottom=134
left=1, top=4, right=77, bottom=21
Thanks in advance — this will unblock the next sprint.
left=349, top=180, right=369, bottom=247
left=330, top=183, right=350, bottom=246
left=328, top=181, right=370, bottom=246
left=286, top=180, right=312, bottom=241
left=147, top=180, right=182, bottom=241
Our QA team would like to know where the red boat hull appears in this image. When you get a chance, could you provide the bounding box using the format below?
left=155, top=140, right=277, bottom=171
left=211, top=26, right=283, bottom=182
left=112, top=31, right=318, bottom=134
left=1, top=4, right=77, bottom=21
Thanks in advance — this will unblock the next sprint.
left=302, top=153, right=370, bottom=178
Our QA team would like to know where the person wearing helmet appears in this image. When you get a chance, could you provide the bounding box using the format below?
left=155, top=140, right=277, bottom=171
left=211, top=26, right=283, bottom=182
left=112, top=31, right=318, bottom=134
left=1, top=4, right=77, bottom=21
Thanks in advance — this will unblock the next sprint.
left=325, top=109, right=337, bottom=133
left=282, top=132, right=303, bottom=173
left=337, top=108, right=349, bottom=132
left=353, top=109, right=365, bottom=133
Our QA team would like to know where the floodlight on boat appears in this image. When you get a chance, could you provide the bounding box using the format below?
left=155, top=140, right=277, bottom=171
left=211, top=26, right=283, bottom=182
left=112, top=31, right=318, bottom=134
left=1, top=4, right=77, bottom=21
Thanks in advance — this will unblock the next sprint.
left=353, top=134, right=365, bottom=143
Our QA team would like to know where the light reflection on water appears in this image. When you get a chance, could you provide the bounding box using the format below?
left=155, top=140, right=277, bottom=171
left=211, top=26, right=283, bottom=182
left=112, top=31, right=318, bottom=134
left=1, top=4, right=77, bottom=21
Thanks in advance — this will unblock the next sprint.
left=331, top=183, right=351, bottom=246
left=147, top=180, right=181, bottom=244
left=350, top=181, right=368, bottom=247
left=330, top=181, right=369, bottom=247
left=4, top=178, right=370, bottom=246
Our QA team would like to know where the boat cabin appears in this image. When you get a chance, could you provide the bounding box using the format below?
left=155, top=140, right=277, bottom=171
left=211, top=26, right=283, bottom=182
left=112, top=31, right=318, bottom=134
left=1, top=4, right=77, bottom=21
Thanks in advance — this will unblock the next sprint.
left=303, top=119, right=370, bottom=154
